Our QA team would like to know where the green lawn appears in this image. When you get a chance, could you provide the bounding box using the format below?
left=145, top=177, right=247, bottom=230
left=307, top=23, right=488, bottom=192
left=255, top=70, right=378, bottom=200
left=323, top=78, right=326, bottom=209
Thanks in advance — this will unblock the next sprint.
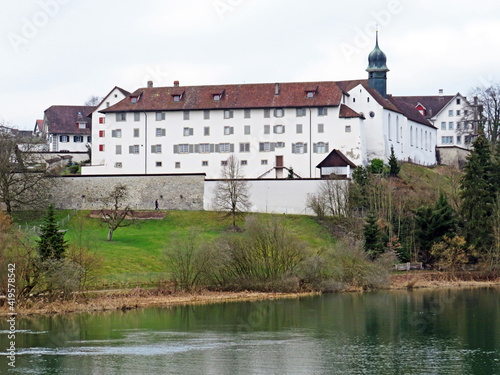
left=61, top=210, right=336, bottom=286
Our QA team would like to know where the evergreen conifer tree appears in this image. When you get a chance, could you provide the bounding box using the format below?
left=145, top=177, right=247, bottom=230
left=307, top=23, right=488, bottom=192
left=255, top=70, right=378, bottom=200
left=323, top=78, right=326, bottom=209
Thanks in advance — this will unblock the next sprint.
left=388, top=145, right=400, bottom=177
left=460, top=134, right=495, bottom=251
left=37, top=204, right=67, bottom=260
left=363, top=210, right=386, bottom=259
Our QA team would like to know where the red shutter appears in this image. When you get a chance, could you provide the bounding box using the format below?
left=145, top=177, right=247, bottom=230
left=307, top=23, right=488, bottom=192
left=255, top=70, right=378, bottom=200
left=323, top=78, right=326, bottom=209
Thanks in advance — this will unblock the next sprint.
left=99, top=130, right=104, bottom=137
left=99, top=117, right=104, bottom=124
left=99, top=144, right=104, bottom=152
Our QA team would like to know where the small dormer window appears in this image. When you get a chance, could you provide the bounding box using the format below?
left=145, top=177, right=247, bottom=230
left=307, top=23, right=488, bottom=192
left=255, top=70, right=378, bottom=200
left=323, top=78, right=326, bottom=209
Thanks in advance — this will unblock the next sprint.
left=77, top=122, right=87, bottom=129
left=173, top=95, right=181, bottom=102
left=131, top=97, right=137, bottom=103
left=213, top=94, right=221, bottom=101
left=306, top=91, right=315, bottom=99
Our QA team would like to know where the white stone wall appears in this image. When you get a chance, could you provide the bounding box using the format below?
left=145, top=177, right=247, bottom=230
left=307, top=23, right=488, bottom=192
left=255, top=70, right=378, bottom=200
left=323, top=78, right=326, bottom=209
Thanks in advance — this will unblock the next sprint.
left=204, top=178, right=333, bottom=215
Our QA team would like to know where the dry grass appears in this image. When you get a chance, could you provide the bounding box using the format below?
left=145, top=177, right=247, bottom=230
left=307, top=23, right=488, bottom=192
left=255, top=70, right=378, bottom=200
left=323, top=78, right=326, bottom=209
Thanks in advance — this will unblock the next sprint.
left=390, top=271, right=500, bottom=290
left=0, top=289, right=319, bottom=317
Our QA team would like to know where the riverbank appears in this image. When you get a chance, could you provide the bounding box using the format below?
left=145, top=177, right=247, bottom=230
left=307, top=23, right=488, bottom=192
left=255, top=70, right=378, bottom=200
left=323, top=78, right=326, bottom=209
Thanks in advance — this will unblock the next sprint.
left=2, top=272, right=500, bottom=317
left=0, top=290, right=320, bottom=317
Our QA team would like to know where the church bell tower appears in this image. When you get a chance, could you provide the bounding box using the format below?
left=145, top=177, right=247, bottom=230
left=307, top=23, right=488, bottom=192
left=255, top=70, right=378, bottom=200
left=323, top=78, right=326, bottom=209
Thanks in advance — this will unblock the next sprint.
left=366, top=31, right=389, bottom=98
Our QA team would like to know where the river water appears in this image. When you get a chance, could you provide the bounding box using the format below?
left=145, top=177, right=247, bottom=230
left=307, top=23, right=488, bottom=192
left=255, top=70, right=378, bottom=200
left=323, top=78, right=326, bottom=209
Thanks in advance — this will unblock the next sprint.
left=1, top=288, right=499, bottom=374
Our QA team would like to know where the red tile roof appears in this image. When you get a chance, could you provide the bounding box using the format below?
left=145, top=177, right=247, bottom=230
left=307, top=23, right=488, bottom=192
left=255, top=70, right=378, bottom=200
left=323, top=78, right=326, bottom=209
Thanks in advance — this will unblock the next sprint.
left=339, top=104, right=363, bottom=119
left=387, top=96, right=435, bottom=127
left=101, top=81, right=347, bottom=113
left=44, top=105, right=95, bottom=135
left=394, top=95, right=454, bottom=119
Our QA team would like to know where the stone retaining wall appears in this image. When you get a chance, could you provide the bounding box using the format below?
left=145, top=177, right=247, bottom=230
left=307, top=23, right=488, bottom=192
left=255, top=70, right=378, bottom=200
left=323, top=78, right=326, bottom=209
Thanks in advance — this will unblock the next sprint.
left=50, top=174, right=205, bottom=211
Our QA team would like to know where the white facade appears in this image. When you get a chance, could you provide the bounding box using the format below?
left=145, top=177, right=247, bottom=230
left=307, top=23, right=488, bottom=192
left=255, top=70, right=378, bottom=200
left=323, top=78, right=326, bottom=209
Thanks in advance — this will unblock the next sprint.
left=431, top=94, right=476, bottom=149
left=48, top=133, right=91, bottom=153
left=87, top=105, right=364, bottom=179
left=82, top=81, right=437, bottom=178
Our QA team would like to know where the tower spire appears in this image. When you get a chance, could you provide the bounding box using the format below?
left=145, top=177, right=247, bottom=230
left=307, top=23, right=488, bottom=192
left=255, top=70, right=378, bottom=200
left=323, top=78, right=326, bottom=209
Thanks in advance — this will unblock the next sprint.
left=366, top=31, right=389, bottom=98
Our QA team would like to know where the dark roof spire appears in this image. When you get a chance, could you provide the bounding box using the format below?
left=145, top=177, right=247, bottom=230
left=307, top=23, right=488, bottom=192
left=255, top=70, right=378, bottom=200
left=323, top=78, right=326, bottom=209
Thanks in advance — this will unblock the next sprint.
left=367, top=31, right=389, bottom=72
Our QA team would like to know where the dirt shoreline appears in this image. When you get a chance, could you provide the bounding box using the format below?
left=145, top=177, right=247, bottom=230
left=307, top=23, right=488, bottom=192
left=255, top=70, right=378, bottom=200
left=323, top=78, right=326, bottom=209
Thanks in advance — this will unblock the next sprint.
left=2, top=273, right=500, bottom=317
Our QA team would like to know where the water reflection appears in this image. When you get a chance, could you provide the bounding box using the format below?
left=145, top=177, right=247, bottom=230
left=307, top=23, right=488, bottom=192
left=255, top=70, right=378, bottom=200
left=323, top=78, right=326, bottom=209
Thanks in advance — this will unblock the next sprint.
left=1, top=288, right=499, bottom=374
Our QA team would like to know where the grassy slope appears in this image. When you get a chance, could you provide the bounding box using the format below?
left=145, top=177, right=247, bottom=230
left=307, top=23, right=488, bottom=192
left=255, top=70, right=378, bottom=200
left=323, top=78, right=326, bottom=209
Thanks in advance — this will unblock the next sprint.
left=64, top=210, right=335, bottom=281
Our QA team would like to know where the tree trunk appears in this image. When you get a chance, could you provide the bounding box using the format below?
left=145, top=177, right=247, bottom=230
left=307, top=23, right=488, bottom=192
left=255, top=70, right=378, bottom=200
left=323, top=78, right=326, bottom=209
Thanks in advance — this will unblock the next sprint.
left=107, top=228, right=114, bottom=241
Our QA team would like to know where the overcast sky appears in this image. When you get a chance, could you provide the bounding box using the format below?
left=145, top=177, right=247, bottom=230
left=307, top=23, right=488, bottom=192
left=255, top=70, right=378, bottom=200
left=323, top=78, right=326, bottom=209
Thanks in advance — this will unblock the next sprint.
left=2, top=0, right=500, bottom=130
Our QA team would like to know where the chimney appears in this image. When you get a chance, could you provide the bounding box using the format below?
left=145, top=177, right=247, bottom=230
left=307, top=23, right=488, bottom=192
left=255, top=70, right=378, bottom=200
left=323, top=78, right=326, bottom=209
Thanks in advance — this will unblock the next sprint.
left=275, top=83, right=280, bottom=96
left=147, top=81, right=153, bottom=88
left=174, top=80, right=180, bottom=87
left=438, top=89, right=443, bottom=97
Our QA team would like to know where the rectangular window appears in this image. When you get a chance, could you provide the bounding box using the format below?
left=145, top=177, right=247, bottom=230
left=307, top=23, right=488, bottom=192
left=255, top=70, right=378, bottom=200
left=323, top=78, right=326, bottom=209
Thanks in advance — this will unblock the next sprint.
left=213, top=94, right=221, bottom=102
left=318, top=107, right=328, bottom=116
left=296, top=108, right=306, bottom=117
left=156, top=128, right=166, bottom=137
left=316, top=142, right=327, bottom=153
left=221, top=160, right=228, bottom=166
left=203, top=110, right=210, bottom=120
left=175, top=162, right=181, bottom=169
left=441, top=122, right=446, bottom=130
left=293, top=142, right=307, bottom=154
left=456, top=110, right=461, bottom=116
left=134, top=128, right=140, bottom=137
left=224, top=126, right=234, bottom=135
left=296, top=124, right=303, bottom=134
left=112, top=129, right=122, bottom=138
left=204, top=126, right=210, bottom=136
left=240, top=143, right=250, bottom=152
left=74, top=136, right=83, bottom=143
left=464, top=110, right=468, bottom=116
left=264, top=109, right=270, bottom=118
left=87, top=136, right=91, bottom=143
left=116, top=113, right=126, bottom=122
left=259, top=142, right=271, bottom=152
left=184, top=127, right=194, bottom=136
left=457, top=98, right=461, bottom=105
left=179, top=144, right=189, bottom=153
left=183, top=111, right=190, bottom=120
left=77, top=122, right=86, bottom=129
left=199, top=144, right=210, bottom=153
left=114, top=162, right=122, bottom=168
left=318, top=124, right=324, bottom=133
left=156, top=112, right=165, bottom=121
left=224, top=110, right=234, bottom=119
left=99, top=130, right=105, bottom=137
left=99, top=144, right=105, bottom=152
left=449, top=122, right=454, bottom=130
left=151, top=144, right=162, bottom=154
left=275, top=142, right=285, bottom=148
left=99, top=117, right=105, bottom=124
left=220, top=143, right=231, bottom=153
left=134, top=113, right=140, bottom=122
left=244, top=125, right=251, bottom=135
left=457, top=136, right=461, bottom=144
left=345, top=125, right=351, bottom=133
left=116, top=145, right=122, bottom=155
left=273, top=125, right=285, bottom=134
left=261, top=160, right=268, bottom=165
left=448, top=110, right=453, bottom=117
left=274, top=108, right=284, bottom=117
left=244, top=109, right=251, bottom=118
left=241, top=160, right=247, bottom=166
left=202, top=161, right=208, bottom=167
left=173, top=95, right=180, bottom=102
left=457, top=122, right=461, bottom=130
left=264, top=125, right=270, bottom=134
left=128, top=145, right=140, bottom=154
left=156, top=161, right=162, bottom=167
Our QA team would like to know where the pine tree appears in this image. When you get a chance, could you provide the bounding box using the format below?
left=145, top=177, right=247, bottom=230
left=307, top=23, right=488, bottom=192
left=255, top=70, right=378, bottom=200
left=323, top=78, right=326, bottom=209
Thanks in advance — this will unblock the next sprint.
left=460, top=135, right=495, bottom=251
left=363, top=210, right=385, bottom=259
left=37, top=204, right=67, bottom=260
left=415, top=193, right=457, bottom=264
left=388, top=145, right=400, bottom=177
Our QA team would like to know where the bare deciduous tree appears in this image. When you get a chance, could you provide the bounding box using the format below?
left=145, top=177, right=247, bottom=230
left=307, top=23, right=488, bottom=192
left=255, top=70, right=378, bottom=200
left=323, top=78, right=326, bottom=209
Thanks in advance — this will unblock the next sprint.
left=468, top=84, right=500, bottom=149
left=0, top=126, right=52, bottom=214
left=84, top=95, right=103, bottom=107
left=100, top=184, right=133, bottom=241
left=212, top=155, right=251, bottom=228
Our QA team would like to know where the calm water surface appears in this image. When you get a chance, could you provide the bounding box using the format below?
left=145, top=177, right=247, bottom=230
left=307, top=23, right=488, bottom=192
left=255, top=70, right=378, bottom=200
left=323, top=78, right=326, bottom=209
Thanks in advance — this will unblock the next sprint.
left=1, top=288, right=499, bottom=374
